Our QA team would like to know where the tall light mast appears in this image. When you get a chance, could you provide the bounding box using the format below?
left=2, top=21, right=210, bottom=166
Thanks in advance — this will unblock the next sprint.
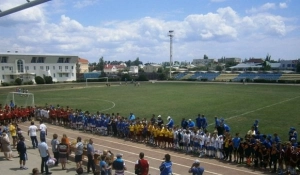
left=168, top=30, right=174, bottom=78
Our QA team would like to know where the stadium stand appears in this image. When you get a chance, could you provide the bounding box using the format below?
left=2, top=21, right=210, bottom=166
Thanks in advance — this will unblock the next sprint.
left=189, top=72, right=220, bottom=81
left=174, top=72, right=188, bottom=80
left=279, top=74, right=300, bottom=80
left=233, top=73, right=282, bottom=82
left=215, top=74, right=239, bottom=82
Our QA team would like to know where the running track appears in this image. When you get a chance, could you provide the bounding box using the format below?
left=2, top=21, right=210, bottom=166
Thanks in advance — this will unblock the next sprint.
left=18, top=122, right=272, bottom=175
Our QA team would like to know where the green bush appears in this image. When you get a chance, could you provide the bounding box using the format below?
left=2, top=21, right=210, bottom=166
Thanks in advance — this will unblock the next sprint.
left=200, top=78, right=208, bottom=82
left=121, top=74, right=132, bottom=81
left=136, top=74, right=148, bottom=81
left=35, top=76, right=45, bottom=84
left=1, top=82, right=9, bottom=86
left=15, top=78, right=22, bottom=85
left=44, top=76, right=53, bottom=84
left=158, top=73, right=166, bottom=80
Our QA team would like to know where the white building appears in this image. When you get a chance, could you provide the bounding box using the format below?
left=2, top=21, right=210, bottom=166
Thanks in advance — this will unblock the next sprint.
left=0, top=53, right=78, bottom=83
left=144, top=64, right=162, bottom=73
left=279, top=60, right=299, bottom=71
left=192, top=59, right=214, bottom=65
left=129, top=66, right=139, bottom=74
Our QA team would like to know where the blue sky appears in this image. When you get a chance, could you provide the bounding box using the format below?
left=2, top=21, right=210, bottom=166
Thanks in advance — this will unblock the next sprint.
left=0, top=0, right=299, bottom=63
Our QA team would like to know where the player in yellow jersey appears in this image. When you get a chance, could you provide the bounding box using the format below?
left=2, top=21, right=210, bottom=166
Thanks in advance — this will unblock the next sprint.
left=168, top=128, right=174, bottom=149
left=129, top=123, right=134, bottom=140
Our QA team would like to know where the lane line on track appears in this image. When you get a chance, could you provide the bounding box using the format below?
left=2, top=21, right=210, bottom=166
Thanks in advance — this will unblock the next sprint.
left=20, top=125, right=222, bottom=175
left=208, top=95, right=300, bottom=126
left=23, top=137, right=136, bottom=175
left=20, top=123, right=260, bottom=175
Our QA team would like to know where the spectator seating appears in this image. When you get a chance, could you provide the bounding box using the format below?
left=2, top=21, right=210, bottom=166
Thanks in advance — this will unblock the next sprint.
left=215, top=74, right=239, bottom=81
left=233, top=73, right=282, bottom=82
left=279, top=74, right=300, bottom=80
left=174, top=72, right=188, bottom=80
left=190, top=72, right=220, bottom=81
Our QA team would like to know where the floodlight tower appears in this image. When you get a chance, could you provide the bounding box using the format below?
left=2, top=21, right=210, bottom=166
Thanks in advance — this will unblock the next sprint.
left=168, top=30, right=174, bottom=78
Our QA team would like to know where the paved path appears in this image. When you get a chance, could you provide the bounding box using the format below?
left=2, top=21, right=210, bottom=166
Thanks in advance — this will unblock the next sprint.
left=0, top=121, right=273, bottom=175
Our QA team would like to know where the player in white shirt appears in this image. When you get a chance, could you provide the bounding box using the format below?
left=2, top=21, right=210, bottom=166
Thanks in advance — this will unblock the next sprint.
left=173, top=128, right=179, bottom=150
left=198, top=132, right=205, bottom=157
left=28, top=121, right=38, bottom=148
left=183, top=130, right=190, bottom=153
left=39, top=120, right=47, bottom=141
left=205, top=132, right=211, bottom=157
left=216, top=135, right=224, bottom=159
left=211, top=133, right=217, bottom=158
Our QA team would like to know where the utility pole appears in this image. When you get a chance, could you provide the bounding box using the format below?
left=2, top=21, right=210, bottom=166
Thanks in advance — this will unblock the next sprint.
left=168, top=30, right=174, bottom=78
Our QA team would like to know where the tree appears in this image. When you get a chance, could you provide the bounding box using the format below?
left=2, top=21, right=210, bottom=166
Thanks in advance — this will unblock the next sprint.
left=296, top=62, right=300, bottom=73
left=15, top=78, right=22, bottom=85
left=121, top=74, right=131, bottom=81
left=98, top=57, right=104, bottom=71
left=133, top=57, right=140, bottom=66
left=35, top=76, right=45, bottom=84
left=44, top=76, right=53, bottom=84
left=100, top=71, right=107, bottom=77
left=225, top=61, right=237, bottom=68
left=125, top=60, right=132, bottom=67
left=157, top=67, right=163, bottom=73
left=136, top=73, right=148, bottom=81
left=215, top=65, right=222, bottom=71
left=203, top=54, right=208, bottom=59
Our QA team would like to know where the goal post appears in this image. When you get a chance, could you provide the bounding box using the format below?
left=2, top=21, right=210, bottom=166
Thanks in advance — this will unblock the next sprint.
left=4, top=92, right=35, bottom=107
left=85, top=77, right=108, bottom=87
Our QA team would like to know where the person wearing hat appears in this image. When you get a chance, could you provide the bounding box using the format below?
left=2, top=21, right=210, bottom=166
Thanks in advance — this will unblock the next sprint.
left=166, top=116, right=174, bottom=129
left=188, top=119, right=195, bottom=129
left=112, top=153, right=127, bottom=175
left=157, top=115, right=164, bottom=127
left=159, top=154, right=172, bottom=175
left=188, top=159, right=204, bottom=175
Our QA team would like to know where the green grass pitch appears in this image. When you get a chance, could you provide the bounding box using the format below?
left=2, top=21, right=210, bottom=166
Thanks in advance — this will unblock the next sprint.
left=1, top=82, right=300, bottom=140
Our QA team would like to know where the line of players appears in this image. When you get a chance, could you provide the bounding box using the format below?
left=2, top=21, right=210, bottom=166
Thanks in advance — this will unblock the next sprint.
left=0, top=103, right=35, bottom=123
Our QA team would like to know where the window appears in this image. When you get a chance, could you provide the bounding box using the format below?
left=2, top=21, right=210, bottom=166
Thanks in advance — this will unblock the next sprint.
left=1, top=66, right=4, bottom=70
left=17, top=60, right=24, bottom=73
left=65, top=66, right=68, bottom=69
left=53, top=66, right=55, bottom=70
left=1, top=56, right=8, bottom=63
left=282, top=64, right=285, bottom=67
left=59, top=66, right=62, bottom=70
left=33, top=66, right=36, bottom=70
left=65, top=58, right=70, bottom=63
left=57, top=57, right=64, bottom=63
left=37, top=57, right=45, bottom=63
left=59, top=73, right=62, bottom=77
left=25, top=66, right=29, bottom=70
left=31, top=57, right=37, bottom=63
left=2, top=75, right=4, bottom=79
left=65, top=73, right=69, bottom=77
left=40, top=66, right=44, bottom=70
left=287, top=64, right=291, bottom=67
left=292, top=64, right=295, bottom=67
left=53, top=73, right=56, bottom=77
left=72, top=73, right=74, bottom=77
left=10, top=75, right=14, bottom=79
left=46, top=66, right=49, bottom=71
left=71, top=66, right=74, bottom=69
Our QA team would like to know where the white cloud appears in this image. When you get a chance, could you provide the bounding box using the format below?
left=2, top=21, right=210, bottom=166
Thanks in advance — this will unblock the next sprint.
left=73, top=0, right=98, bottom=8
left=0, top=4, right=297, bottom=63
left=279, top=2, right=288, bottom=9
left=247, top=3, right=276, bottom=13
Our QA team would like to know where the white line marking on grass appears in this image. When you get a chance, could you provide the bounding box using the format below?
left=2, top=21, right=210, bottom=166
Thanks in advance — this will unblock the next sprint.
left=98, top=99, right=116, bottom=112
left=208, top=95, right=300, bottom=126
left=29, top=124, right=259, bottom=175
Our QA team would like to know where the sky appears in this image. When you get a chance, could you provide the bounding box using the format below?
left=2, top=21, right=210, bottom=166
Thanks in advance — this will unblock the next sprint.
left=0, top=0, right=299, bottom=64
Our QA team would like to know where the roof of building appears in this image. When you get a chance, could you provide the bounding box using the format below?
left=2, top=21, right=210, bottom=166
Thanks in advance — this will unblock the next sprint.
left=245, top=58, right=264, bottom=63
left=78, top=58, right=89, bottom=64
left=0, top=52, right=78, bottom=57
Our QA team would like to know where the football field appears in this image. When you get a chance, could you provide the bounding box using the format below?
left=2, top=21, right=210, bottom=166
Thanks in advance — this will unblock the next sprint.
left=1, top=81, right=300, bottom=140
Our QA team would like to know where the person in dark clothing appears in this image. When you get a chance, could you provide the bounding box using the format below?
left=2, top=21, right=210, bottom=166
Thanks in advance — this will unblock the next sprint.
left=150, top=114, right=156, bottom=125
left=216, top=124, right=225, bottom=136
left=181, top=118, right=188, bottom=130
left=157, top=115, right=164, bottom=127
left=17, top=137, right=28, bottom=169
